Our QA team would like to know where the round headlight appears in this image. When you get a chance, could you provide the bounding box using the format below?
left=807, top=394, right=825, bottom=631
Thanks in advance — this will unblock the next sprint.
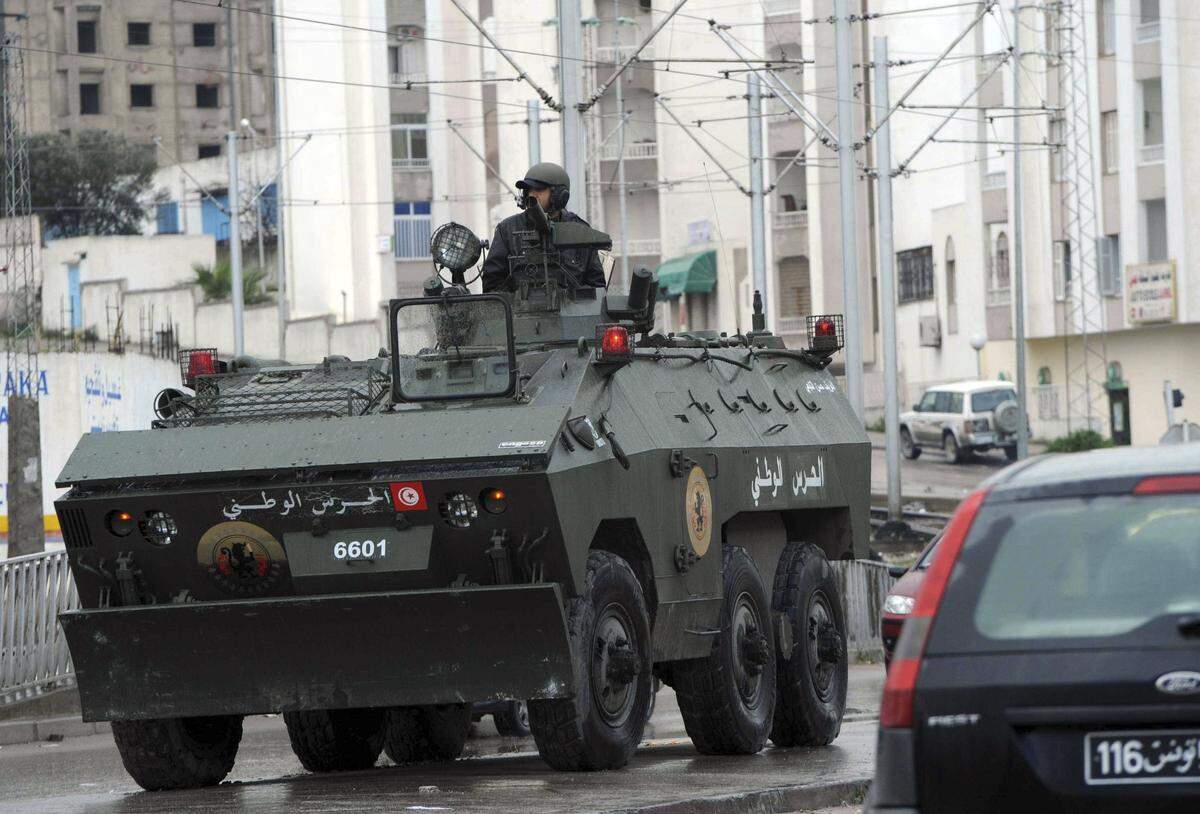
left=883, top=594, right=916, bottom=616
left=440, top=493, right=478, bottom=528
left=140, top=511, right=179, bottom=546
left=430, top=222, right=482, bottom=273
left=480, top=488, right=508, bottom=515
left=106, top=510, right=136, bottom=537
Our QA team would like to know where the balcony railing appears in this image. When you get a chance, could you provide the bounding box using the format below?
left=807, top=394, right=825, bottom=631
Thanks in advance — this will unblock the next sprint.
left=393, top=157, right=431, bottom=171
left=1140, top=142, right=1164, bottom=164
left=594, top=44, right=654, bottom=63
left=773, top=210, right=808, bottom=229
left=777, top=316, right=807, bottom=336
left=599, top=142, right=658, bottom=161
left=394, top=215, right=432, bottom=260
left=612, top=238, right=661, bottom=256
left=390, top=72, right=428, bottom=86
left=986, top=287, right=1012, bottom=307
left=1136, top=20, right=1160, bottom=43
left=763, top=0, right=800, bottom=16
left=983, top=171, right=1006, bottom=190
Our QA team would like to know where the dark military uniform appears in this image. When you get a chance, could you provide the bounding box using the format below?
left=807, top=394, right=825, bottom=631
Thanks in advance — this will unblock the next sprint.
left=481, top=209, right=607, bottom=293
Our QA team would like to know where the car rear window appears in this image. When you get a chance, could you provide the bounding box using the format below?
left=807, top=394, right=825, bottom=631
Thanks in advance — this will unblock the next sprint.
left=970, top=389, right=1015, bottom=412
left=929, top=494, right=1200, bottom=652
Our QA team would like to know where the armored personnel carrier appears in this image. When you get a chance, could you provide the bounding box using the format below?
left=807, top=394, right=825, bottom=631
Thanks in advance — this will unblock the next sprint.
left=53, top=210, right=870, bottom=790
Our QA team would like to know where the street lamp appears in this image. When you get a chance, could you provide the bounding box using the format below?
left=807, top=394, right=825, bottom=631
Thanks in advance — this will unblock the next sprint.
left=969, top=334, right=987, bottom=380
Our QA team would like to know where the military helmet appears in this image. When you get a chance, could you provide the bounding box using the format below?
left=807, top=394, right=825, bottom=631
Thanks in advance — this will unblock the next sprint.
left=516, top=162, right=571, bottom=211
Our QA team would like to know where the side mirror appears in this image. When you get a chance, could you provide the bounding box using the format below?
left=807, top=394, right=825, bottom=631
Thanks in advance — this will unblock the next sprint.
left=912, top=403, right=921, bottom=412
left=887, top=565, right=908, bottom=579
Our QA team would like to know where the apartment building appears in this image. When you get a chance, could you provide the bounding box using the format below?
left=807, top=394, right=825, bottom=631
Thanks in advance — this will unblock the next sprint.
left=17, top=0, right=276, bottom=163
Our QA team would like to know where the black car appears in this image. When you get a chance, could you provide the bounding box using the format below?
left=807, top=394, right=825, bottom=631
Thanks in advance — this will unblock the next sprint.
left=869, top=445, right=1200, bottom=814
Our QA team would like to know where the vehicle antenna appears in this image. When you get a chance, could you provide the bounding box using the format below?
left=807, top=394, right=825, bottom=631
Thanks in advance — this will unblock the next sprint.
left=702, top=161, right=740, bottom=337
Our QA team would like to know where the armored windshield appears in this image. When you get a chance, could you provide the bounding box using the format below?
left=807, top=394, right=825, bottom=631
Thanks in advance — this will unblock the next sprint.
left=389, top=294, right=517, bottom=401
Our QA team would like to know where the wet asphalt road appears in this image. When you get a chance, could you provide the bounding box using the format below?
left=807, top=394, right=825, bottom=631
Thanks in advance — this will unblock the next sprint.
left=869, top=435, right=1011, bottom=501
left=0, top=667, right=884, bottom=814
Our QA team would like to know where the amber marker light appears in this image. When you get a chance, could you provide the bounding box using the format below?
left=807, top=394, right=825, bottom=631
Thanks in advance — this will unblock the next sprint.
left=481, top=488, right=508, bottom=515
left=106, top=510, right=136, bottom=537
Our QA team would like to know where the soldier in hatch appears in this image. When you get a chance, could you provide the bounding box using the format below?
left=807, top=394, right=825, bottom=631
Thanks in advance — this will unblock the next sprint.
left=481, top=162, right=607, bottom=292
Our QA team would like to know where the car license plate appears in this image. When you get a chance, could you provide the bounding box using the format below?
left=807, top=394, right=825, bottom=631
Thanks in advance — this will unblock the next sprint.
left=973, top=432, right=994, bottom=444
left=284, top=526, right=433, bottom=578
left=1085, top=730, right=1200, bottom=785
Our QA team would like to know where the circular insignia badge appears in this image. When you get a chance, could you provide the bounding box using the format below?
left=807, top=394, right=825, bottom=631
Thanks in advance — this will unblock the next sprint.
left=197, top=521, right=286, bottom=595
left=685, top=465, right=713, bottom=557
left=397, top=486, right=420, bottom=507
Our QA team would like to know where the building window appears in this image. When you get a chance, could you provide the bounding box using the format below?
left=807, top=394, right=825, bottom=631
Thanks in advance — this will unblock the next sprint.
left=77, top=20, right=98, bottom=54
left=1101, top=110, right=1118, bottom=174
left=156, top=202, right=180, bottom=235
left=391, top=113, right=429, bottom=169
left=79, top=83, right=101, bottom=115
left=992, top=231, right=1010, bottom=291
left=1053, top=239, right=1072, bottom=301
left=130, top=84, right=154, bottom=108
left=1098, top=234, right=1121, bottom=296
left=777, top=256, right=811, bottom=318
left=196, top=84, right=220, bottom=109
left=127, top=22, right=151, bottom=46
left=193, top=23, right=217, bottom=47
left=897, top=246, right=934, bottom=304
left=1139, top=78, right=1163, bottom=163
left=945, top=237, right=958, bottom=335
left=1144, top=198, right=1168, bottom=262
left=389, top=33, right=427, bottom=83
left=1098, top=0, right=1116, bottom=55
left=1137, top=0, right=1160, bottom=42
left=394, top=201, right=433, bottom=260
left=198, top=143, right=221, bottom=159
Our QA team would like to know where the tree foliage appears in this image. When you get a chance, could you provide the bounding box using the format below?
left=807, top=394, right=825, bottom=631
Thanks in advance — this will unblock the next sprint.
left=29, top=130, right=156, bottom=238
left=193, top=259, right=273, bottom=305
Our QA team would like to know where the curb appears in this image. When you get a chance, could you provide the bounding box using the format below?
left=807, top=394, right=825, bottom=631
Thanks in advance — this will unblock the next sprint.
left=0, top=716, right=110, bottom=747
left=601, top=778, right=870, bottom=814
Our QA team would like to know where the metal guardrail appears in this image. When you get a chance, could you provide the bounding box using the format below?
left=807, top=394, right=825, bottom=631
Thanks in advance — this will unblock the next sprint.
left=833, top=559, right=896, bottom=660
left=1, top=550, right=78, bottom=705
left=0, top=552, right=894, bottom=705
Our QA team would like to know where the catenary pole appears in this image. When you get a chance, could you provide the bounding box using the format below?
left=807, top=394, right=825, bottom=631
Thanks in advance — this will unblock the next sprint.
left=1012, top=2, right=1029, bottom=459
left=748, top=73, right=767, bottom=316
left=227, top=129, right=246, bottom=356
left=557, top=0, right=586, bottom=216
left=527, top=99, right=541, bottom=165
left=274, top=8, right=287, bottom=360
left=613, top=0, right=629, bottom=289
left=873, top=37, right=901, bottom=523
left=834, top=0, right=863, bottom=419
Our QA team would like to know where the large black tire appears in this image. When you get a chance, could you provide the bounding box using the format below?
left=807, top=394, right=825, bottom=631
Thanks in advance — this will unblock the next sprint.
left=674, top=546, right=777, bottom=755
left=110, top=715, right=243, bottom=791
left=1004, top=445, right=1019, bottom=462
left=494, top=701, right=531, bottom=737
left=384, top=704, right=472, bottom=764
left=283, top=708, right=385, bottom=773
left=529, top=550, right=652, bottom=771
left=900, top=427, right=920, bottom=460
left=770, top=542, right=849, bottom=748
left=943, top=431, right=965, bottom=464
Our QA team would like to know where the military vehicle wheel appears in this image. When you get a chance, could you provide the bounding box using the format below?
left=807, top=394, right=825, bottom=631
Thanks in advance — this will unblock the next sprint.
left=900, top=427, right=920, bottom=459
left=770, top=542, right=848, bottom=748
left=674, top=546, right=777, bottom=755
left=529, top=550, right=652, bottom=771
left=111, top=715, right=242, bottom=791
left=283, top=708, right=385, bottom=772
left=383, top=704, right=472, bottom=764
left=494, top=701, right=531, bottom=737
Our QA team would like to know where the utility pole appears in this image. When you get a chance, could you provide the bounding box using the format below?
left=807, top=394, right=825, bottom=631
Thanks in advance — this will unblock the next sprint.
left=747, top=73, right=767, bottom=314
left=613, top=2, right=628, bottom=289
left=557, top=0, right=587, bottom=217
left=1, top=9, right=45, bottom=557
left=227, top=129, right=246, bottom=357
left=527, top=99, right=541, bottom=165
left=1011, top=2, right=1029, bottom=459
left=274, top=8, right=287, bottom=361
left=833, top=0, right=863, bottom=419
left=872, top=37, right=901, bottom=523
left=226, top=3, right=244, bottom=356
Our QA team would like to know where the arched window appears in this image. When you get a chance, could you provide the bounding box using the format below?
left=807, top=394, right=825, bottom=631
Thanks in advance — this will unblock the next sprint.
left=945, top=236, right=958, bottom=334
left=778, top=255, right=811, bottom=318
left=1038, top=366, right=1052, bottom=385
left=781, top=194, right=797, bottom=212
left=993, top=231, right=1010, bottom=290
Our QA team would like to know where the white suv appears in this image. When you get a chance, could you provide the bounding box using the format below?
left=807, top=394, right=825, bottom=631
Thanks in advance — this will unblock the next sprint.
left=899, top=380, right=1021, bottom=463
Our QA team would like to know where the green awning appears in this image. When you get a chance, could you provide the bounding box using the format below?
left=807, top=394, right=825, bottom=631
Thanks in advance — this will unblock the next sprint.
left=655, top=250, right=717, bottom=298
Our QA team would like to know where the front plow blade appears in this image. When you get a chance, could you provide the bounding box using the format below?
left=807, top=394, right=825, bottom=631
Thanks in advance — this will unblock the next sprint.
left=60, top=584, right=573, bottom=722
